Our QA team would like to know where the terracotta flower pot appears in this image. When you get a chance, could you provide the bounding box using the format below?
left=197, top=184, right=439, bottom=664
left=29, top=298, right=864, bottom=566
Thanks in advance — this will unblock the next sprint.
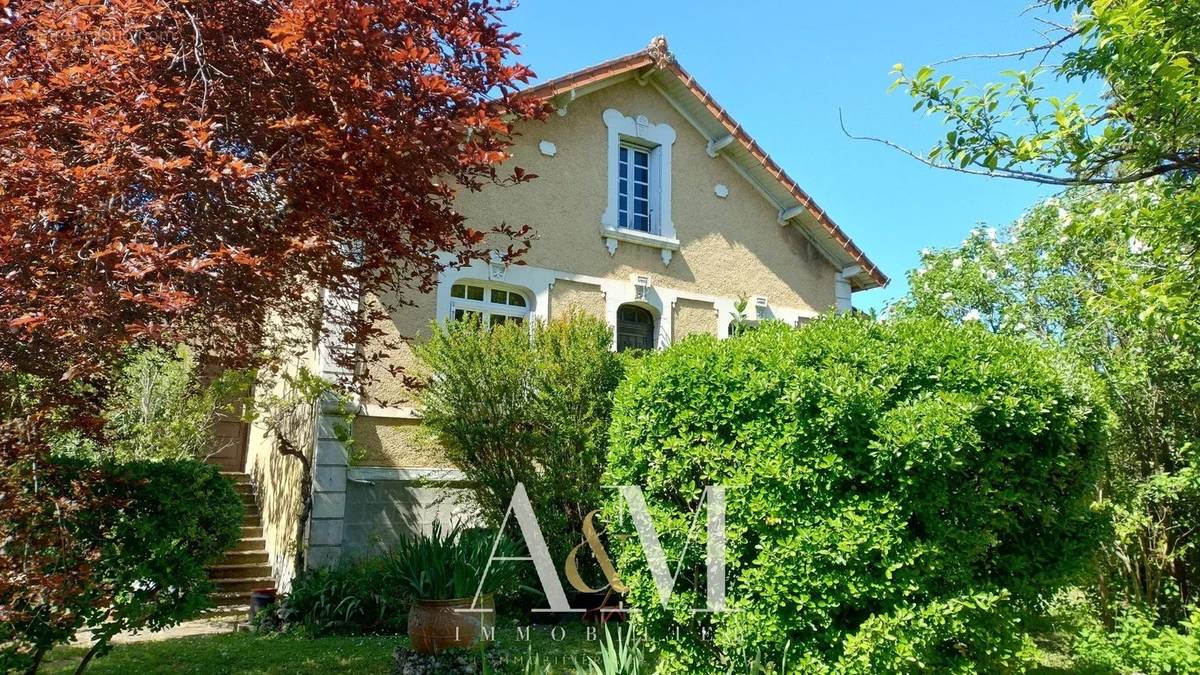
left=407, top=594, right=495, bottom=654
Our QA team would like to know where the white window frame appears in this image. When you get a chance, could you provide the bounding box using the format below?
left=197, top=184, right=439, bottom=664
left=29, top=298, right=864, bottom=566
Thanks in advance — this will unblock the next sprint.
left=602, top=108, right=679, bottom=265
left=618, top=142, right=654, bottom=232
left=448, top=280, right=531, bottom=327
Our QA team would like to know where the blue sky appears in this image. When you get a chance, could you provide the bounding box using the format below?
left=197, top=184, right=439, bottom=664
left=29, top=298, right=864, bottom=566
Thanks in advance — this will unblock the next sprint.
left=505, top=1, right=1080, bottom=311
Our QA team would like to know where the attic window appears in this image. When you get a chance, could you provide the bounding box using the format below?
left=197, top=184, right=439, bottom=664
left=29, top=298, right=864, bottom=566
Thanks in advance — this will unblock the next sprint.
left=618, top=143, right=652, bottom=232
left=601, top=108, right=679, bottom=264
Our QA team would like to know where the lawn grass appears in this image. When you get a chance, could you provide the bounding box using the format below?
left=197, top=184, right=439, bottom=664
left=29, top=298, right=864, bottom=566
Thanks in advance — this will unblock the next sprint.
left=41, top=624, right=609, bottom=674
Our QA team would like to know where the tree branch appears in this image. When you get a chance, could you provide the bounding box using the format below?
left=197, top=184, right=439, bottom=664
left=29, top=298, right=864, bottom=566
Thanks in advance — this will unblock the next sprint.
left=931, top=27, right=1081, bottom=66
left=839, top=110, right=1188, bottom=186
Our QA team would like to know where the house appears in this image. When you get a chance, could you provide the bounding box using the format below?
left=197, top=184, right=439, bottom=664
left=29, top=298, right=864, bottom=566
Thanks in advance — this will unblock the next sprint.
left=236, top=36, right=887, bottom=592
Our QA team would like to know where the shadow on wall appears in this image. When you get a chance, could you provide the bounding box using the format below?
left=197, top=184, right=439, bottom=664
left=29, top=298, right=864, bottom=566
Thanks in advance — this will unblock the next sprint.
left=246, top=382, right=317, bottom=593
left=342, top=479, right=480, bottom=559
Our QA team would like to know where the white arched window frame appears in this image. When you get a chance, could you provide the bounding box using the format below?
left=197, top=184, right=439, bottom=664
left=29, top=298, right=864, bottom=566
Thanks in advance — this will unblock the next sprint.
left=448, top=280, right=531, bottom=327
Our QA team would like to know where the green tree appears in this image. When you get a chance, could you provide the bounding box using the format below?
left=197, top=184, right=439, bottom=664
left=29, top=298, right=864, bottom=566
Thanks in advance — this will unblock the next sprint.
left=894, top=182, right=1200, bottom=622
left=880, top=1, right=1200, bottom=186
left=869, top=1, right=1200, bottom=339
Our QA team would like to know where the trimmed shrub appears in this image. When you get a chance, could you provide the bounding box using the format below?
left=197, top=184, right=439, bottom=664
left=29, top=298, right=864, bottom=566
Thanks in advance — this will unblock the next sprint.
left=604, top=316, right=1106, bottom=671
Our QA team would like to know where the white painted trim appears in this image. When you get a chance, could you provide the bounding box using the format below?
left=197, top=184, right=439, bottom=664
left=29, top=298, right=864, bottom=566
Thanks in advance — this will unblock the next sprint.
left=706, top=134, right=735, bottom=157
left=434, top=259, right=822, bottom=347
left=601, top=108, right=676, bottom=244
left=358, top=404, right=421, bottom=420
left=348, top=466, right=470, bottom=484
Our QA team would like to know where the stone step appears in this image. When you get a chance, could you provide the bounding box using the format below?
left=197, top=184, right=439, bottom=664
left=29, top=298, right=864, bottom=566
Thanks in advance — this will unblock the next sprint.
left=232, top=537, right=267, bottom=553
left=209, top=591, right=253, bottom=609
left=210, top=563, right=273, bottom=581
left=202, top=604, right=251, bottom=619
left=220, top=472, right=251, bottom=485
left=222, top=549, right=268, bottom=565
left=241, top=525, right=263, bottom=539
left=242, top=513, right=260, bottom=526
left=213, top=576, right=276, bottom=594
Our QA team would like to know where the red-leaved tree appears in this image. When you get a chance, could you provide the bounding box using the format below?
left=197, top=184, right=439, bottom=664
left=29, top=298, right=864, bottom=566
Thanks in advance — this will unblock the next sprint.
left=1, top=0, right=542, bottom=668
left=1, top=0, right=543, bottom=400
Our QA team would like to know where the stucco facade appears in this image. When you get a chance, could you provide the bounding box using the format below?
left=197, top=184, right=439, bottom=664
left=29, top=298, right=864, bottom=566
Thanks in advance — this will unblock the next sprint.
left=249, top=40, right=886, bottom=570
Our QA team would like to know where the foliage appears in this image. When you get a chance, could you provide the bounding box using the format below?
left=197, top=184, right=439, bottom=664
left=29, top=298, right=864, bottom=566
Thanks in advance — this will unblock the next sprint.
left=895, top=183, right=1200, bottom=622
left=386, top=522, right=524, bottom=601
left=604, top=317, right=1106, bottom=672
left=0, top=0, right=544, bottom=411
left=51, top=345, right=253, bottom=463
left=101, top=345, right=251, bottom=462
left=72, top=459, right=243, bottom=670
left=577, top=624, right=644, bottom=675
left=0, top=423, right=112, bottom=674
left=2, top=0, right=540, bottom=660
left=279, top=559, right=407, bottom=637
left=418, top=313, right=625, bottom=576
left=889, top=1, right=1200, bottom=186
left=836, top=590, right=1038, bottom=674
left=1070, top=603, right=1200, bottom=674
left=0, top=451, right=241, bottom=673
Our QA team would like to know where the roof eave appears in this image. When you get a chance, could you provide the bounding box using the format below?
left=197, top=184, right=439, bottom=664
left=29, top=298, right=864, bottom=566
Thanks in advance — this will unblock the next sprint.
left=518, top=43, right=889, bottom=292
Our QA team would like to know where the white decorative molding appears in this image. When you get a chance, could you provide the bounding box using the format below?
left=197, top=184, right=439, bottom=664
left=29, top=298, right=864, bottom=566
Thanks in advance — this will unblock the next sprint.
left=538, top=140, right=557, bottom=157
left=348, top=466, right=470, bottom=484
left=599, top=225, right=680, bottom=266
left=777, top=204, right=806, bottom=225
left=432, top=257, right=821, bottom=348
left=706, top=134, right=735, bottom=158
left=714, top=184, right=729, bottom=199
left=601, top=108, right=676, bottom=242
left=358, top=404, right=422, bottom=420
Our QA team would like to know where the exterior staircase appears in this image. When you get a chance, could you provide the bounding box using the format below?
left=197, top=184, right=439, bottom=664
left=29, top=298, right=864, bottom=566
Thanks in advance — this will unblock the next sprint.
left=207, top=472, right=275, bottom=617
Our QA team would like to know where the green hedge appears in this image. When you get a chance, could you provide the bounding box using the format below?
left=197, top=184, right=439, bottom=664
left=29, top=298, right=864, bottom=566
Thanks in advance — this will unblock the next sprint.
left=604, top=316, right=1106, bottom=672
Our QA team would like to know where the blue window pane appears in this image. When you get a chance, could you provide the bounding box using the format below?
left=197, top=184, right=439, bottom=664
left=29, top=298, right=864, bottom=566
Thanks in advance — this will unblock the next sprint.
left=619, top=161, right=627, bottom=178
left=619, top=178, right=628, bottom=198
left=619, top=194, right=627, bottom=210
left=634, top=183, right=648, bottom=199
left=619, top=147, right=628, bottom=162
left=634, top=166, right=648, bottom=182
left=619, top=210, right=628, bottom=227
left=634, top=214, right=649, bottom=231
left=633, top=150, right=648, bottom=167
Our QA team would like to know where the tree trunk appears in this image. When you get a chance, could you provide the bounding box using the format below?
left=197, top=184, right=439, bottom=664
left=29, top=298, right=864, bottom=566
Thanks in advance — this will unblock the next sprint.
left=25, top=645, right=46, bottom=675
left=72, top=638, right=106, bottom=675
left=293, top=453, right=313, bottom=580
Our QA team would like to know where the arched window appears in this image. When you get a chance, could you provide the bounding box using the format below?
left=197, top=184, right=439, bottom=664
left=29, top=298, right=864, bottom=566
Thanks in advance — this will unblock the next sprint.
left=449, top=281, right=530, bottom=327
left=616, top=304, right=655, bottom=352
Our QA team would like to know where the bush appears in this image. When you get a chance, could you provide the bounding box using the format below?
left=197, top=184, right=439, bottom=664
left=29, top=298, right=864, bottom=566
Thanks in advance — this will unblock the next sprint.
left=81, top=460, right=243, bottom=666
left=280, top=558, right=407, bottom=636
left=418, top=312, right=624, bottom=577
left=1, top=455, right=243, bottom=672
left=279, top=524, right=526, bottom=636
left=1071, top=604, right=1200, bottom=674
left=387, top=522, right=525, bottom=600
left=604, top=316, right=1106, bottom=672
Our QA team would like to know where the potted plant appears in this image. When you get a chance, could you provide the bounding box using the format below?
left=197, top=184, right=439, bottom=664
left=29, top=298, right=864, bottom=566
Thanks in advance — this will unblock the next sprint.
left=388, top=522, right=522, bottom=654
